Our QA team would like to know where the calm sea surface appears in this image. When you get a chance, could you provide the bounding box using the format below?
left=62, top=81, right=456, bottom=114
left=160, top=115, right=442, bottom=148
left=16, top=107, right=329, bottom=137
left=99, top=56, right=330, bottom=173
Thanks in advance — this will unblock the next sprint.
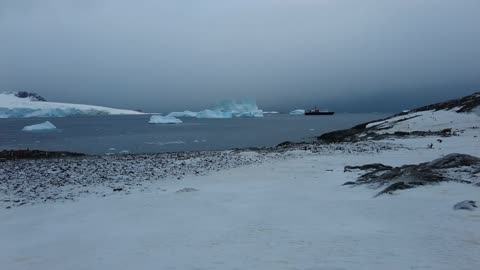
left=0, top=113, right=390, bottom=154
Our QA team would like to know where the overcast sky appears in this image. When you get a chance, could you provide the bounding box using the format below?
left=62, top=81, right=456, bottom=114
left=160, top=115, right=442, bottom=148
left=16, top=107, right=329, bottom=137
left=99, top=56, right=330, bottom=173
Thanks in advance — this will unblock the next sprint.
left=1, top=0, right=480, bottom=113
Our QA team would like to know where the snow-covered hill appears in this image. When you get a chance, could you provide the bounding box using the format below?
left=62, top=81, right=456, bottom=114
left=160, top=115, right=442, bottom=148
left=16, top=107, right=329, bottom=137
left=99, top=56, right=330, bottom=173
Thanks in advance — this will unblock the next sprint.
left=0, top=92, right=144, bottom=118
left=319, top=92, right=480, bottom=142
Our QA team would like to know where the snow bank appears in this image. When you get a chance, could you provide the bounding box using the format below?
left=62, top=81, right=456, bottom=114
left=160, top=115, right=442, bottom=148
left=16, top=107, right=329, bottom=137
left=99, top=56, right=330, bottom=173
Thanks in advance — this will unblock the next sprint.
left=22, top=121, right=57, bottom=131
left=148, top=115, right=182, bottom=124
left=0, top=92, right=145, bottom=118
left=366, top=109, right=480, bottom=134
left=166, top=99, right=264, bottom=119
left=289, top=109, right=305, bottom=115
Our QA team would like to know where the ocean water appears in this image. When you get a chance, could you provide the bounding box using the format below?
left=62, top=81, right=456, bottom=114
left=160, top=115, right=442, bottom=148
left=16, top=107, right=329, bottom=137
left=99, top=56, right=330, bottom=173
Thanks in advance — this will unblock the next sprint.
left=0, top=113, right=390, bottom=154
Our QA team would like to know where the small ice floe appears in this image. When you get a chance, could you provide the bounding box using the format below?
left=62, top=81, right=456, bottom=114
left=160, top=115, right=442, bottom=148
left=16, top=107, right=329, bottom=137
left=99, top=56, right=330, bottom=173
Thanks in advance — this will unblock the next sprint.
left=109, top=148, right=116, bottom=151
left=309, top=128, right=315, bottom=131
left=193, top=139, right=199, bottom=143
left=176, top=188, right=199, bottom=193
left=119, top=150, right=129, bottom=154
left=105, top=152, right=115, bottom=156
left=148, top=115, right=182, bottom=124
left=22, top=121, right=57, bottom=132
left=453, top=200, right=477, bottom=210
left=289, top=109, right=305, bottom=115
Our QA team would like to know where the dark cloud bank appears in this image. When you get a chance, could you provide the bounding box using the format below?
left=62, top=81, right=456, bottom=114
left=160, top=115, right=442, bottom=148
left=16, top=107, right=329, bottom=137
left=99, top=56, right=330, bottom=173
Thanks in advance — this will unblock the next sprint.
left=1, top=0, right=480, bottom=113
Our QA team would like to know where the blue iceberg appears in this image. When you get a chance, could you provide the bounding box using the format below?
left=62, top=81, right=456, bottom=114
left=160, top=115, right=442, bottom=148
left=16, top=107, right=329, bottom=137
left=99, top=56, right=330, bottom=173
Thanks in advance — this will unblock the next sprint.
left=167, top=99, right=264, bottom=119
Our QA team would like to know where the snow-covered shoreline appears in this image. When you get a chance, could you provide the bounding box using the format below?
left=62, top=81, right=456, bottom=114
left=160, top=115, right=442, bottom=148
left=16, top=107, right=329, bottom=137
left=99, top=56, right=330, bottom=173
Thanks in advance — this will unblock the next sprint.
left=1, top=93, right=479, bottom=270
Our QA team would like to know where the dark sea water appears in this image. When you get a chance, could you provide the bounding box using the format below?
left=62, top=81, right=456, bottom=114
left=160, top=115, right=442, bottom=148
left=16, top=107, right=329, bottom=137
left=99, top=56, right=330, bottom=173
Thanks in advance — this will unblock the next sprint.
left=0, top=113, right=390, bottom=154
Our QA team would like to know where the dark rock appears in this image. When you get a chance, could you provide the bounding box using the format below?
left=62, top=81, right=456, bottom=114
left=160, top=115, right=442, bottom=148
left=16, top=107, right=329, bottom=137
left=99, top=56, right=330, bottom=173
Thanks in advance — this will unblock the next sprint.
left=276, top=141, right=295, bottom=148
left=14, top=91, right=46, bottom=101
left=176, top=188, right=199, bottom=193
left=342, top=181, right=356, bottom=186
left=453, top=200, right=477, bottom=210
left=345, top=154, right=480, bottom=196
left=113, top=188, right=123, bottom=192
left=375, top=182, right=414, bottom=197
left=0, top=150, right=85, bottom=161
left=344, top=163, right=393, bottom=172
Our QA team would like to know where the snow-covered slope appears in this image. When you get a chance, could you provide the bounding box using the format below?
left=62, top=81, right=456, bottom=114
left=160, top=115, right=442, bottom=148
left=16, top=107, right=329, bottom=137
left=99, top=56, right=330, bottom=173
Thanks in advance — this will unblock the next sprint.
left=320, top=92, right=480, bottom=142
left=0, top=92, right=144, bottom=118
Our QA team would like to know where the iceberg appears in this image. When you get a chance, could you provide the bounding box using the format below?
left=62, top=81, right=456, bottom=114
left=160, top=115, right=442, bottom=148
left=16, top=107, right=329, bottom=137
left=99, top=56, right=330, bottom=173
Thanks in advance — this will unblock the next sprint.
left=0, top=92, right=145, bottom=118
left=148, top=115, right=183, bottom=124
left=289, top=109, right=305, bottom=115
left=167, top=111, right=198, bottom=118
left=196, top=109, right=233, bottom=119
left=166, top=99, right=264, bottom=119
left=22, top=121, right=57, bottom=131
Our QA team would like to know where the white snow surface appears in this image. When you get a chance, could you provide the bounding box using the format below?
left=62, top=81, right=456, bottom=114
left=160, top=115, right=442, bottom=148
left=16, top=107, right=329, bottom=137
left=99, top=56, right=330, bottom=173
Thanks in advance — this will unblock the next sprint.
left=148, top=115, right=182, bottom=124
left=289, top=109, right=305, bottom=115
left=1, top=108, right=480, bottom=269
left=366, top=108, right=480, bottom=134
left=0, top=92, right=144, bottom=118
left=167, top=99, right=264, bottom=119
left=21, top=121, right=57, bottom=131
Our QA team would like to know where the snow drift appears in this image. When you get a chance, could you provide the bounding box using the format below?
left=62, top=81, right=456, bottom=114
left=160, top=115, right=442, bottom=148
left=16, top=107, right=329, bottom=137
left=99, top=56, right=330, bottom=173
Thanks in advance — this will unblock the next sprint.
left=22, top=121, right=57, bottom=131
left=148, top=115, right=182, bottom=124
left=0, top=92, right=145, bottom=118
left=167, top=99, right=264, bottom=119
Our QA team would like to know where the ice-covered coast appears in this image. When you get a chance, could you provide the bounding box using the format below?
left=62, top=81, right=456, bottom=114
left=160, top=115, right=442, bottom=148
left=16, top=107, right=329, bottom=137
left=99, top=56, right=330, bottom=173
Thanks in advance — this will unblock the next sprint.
left=1, top=93, right=479, bottom=270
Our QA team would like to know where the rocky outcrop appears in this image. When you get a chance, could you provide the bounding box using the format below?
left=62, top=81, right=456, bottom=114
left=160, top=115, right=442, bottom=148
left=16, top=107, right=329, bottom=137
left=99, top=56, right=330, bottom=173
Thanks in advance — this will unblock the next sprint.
left=14, top=91, right=46, bottom=101
left=344, top=154, right=480, bottom=196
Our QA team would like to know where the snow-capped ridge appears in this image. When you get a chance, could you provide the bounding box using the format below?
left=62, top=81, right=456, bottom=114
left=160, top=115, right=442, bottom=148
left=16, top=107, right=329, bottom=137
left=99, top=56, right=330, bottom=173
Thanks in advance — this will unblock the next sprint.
left=0, top=92, right=145, bottom=118
left=319, top=92, right=480, bottom=142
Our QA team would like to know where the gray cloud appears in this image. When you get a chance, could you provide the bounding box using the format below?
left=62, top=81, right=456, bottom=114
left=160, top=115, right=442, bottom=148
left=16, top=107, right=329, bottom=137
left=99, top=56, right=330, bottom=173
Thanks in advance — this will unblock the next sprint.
left=1, top=0, right=480, bottom=113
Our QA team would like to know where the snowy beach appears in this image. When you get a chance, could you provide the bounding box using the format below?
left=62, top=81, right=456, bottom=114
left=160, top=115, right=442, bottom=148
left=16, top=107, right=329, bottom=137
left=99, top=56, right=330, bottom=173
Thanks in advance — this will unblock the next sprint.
left=1, top=93, right=479, bottom=269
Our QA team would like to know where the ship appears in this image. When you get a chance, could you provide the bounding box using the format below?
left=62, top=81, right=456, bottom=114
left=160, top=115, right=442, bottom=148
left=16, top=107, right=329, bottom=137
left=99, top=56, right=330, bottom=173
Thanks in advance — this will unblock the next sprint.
left=304, top=107, right=335, bottom=115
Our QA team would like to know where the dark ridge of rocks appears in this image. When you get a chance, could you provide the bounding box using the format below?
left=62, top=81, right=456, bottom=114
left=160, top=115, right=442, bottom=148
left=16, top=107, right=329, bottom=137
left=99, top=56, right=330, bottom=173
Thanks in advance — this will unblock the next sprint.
left=13, top=91, right=46, bottom=101
left=0, top=150, right=85, bottom=161
left=412, top=92, right=480, bottom=113
left=344, top=153, right=480, bottom=196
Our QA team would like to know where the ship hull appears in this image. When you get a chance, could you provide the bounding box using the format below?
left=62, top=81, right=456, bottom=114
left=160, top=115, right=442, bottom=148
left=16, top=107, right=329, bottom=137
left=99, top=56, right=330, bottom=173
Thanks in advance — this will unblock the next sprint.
left=304, top=111, right=335, bottom=115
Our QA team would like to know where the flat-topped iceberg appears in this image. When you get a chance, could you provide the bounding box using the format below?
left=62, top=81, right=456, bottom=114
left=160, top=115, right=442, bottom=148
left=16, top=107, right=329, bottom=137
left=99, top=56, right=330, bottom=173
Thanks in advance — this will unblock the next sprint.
left=167, top=111, right=198, bottom=118
left=289, top=109, right=305, bottom=115
left=167, top=99, right=264, bottom=119
left=22, top=121, right=57, bottom=131
left=148, top=115, right=183, bottom=124
left=0, top=92, right=145, bottom=118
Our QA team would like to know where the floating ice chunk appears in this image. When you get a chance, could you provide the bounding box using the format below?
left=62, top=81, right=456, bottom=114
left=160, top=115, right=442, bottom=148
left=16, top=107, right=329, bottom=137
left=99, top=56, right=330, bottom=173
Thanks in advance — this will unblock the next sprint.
left=120, top=150, right=129, bottom=154
left=22, top=121, right=57, bottom=131
left=148, top=115, right=183, bottom=124
left=264, top=111, right=279, bottom=114
left=289, top=109, right=305, bottom=115
left=167, top=111, right=198, bottom=118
